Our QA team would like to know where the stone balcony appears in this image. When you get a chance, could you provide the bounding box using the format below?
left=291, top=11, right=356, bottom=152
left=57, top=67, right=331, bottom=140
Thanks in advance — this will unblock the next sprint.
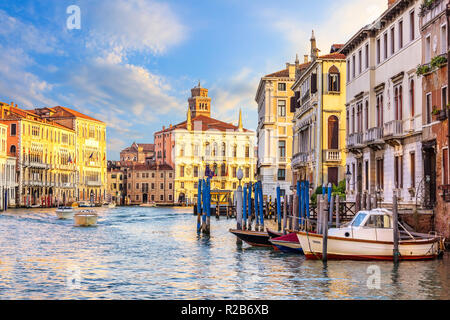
left=383, top=120, right=404, bottom=144
left=292, top=152, right=310, bottom=169
left=347, top=132, right=364, bottom=149
left=323, top=149, right=342, bottom=162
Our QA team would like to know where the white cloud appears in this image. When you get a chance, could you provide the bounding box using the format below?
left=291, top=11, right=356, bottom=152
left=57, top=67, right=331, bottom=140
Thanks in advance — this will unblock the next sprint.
left=259, top=0, right=386, bottom=58
left=84, top=0, right=187, bottom=56
left=208, top=67, right=260, bottom=127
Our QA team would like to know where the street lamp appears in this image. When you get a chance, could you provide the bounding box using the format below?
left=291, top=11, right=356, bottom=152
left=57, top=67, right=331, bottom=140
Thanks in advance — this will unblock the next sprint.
left=237, top=167, right=243, bottom=187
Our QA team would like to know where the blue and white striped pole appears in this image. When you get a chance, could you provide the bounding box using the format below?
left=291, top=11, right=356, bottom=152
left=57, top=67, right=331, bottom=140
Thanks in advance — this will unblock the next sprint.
left=247, top=182, right=252, bottom=231
left=276, top=185, right=281, bottom=232
left=243, top=184, right=247, bottom=230
left=258, top=181, right=264, bottom=232
left=197, top=179, right=202, bottom=233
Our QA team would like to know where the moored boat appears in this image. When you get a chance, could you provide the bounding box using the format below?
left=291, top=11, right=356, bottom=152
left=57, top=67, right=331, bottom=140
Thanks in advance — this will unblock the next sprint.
left=297, top=208, right=445, bottom=261
left=229, top=229, right=279, bottom=247
left=140, top=202, right=157, bottom=208
left=270, top=232, right=303, bottom=254
left=266, top=229, right=283, bottom=238
left=74, top=210, right=98, bottom=227
left=56, top=206, right=74, bottom=219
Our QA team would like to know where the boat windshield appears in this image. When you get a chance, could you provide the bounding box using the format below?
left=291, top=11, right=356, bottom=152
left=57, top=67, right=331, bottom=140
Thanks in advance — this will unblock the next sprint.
left=365, top=214, right=392, bottom=228
left=351, top=213, right=367, bottom=227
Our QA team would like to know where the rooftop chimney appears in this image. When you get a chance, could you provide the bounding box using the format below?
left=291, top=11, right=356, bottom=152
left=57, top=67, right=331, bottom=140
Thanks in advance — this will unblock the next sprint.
left=388, top=0, right=396, bottom=7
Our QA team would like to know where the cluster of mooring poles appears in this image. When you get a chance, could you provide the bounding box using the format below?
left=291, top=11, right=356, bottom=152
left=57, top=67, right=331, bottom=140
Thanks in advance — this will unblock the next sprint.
left=196, top=178, right=211, bottom=234
left=235, top=181, right=265, bottom=232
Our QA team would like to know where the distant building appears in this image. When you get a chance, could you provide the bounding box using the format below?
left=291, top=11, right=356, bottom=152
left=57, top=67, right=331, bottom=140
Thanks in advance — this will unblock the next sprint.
left=120, top=142, right=155, bottom=163
left=154, top=83, right=256, bottom=204
left=107, top=168, right=124, bottom=205
left=125, top=163, right=174, bottom=205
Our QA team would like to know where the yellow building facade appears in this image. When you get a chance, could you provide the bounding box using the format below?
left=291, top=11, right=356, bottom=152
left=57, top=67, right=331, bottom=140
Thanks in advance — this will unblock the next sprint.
left=154, top=84, right=256, bottom=204
left=0, top=102, right=77, bottom=206
left=291, top=34, right=347, bottom=189
left=32, top=106, right=107, bottom=203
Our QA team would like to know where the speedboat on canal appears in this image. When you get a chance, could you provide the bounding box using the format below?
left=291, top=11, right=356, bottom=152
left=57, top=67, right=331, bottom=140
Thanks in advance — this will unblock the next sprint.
left=229, top=228, right=282, bottom=247
left=56, top=206, right=74, bottom=219
left=296, top=208, right=445, bottom=261
left=74, top=210, right=98, bottom=227
left=140, top=202, right=157, bottom=208
left=78, top=201, right=95, bottom=208
left=102, top=202, right=116, bottom=208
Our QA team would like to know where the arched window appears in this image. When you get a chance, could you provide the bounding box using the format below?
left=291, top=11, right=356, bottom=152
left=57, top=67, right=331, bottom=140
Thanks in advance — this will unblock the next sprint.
left=328, top=115, right=339, bottom=150
left=328, top=66, right=340, bottom=92
left=10, top=145, right=16, bottom=155
left=365, top=101, right=369, bottom=131
left=212, top=142, right=218, bottom=157
left=221, top=142, right=226, bottom=157
left=205, top=142, right=210, bottom=156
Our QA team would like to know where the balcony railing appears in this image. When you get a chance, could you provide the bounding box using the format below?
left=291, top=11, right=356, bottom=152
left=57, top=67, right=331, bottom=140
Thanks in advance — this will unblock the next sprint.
left=86, top=181, right=102, bottom=187
left=383, top=120, right=403, bottom=138
left=292, top=152, right=309, bottom=168
left=364, top=127, right=384, bottom=144
left=347, top=132, right=363, bottom=148
left=323, top=150, right=341, bottom=162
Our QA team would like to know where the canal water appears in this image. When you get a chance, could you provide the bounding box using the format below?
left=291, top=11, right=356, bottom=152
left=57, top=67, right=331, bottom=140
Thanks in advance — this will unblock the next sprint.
left=0, top=206, right=448, bottom=300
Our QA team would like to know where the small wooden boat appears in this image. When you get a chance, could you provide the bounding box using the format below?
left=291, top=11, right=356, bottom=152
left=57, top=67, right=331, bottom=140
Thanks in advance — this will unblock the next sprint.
left=297, top=208, right=445, bottom=261
left=74, top=210, right=98, bottom=227
left=267, top=229, right=283, bottom=238
left=229, top=229, right=271, bottom=247
left=270, top=232, right=304, bottom=254
left=229, top=228, right=282, bottom=247
left=56, top=206, right=74, bottom=219
left=102, top=202, right=116, bottom=208
left=140, top=202, right=157, bottom=208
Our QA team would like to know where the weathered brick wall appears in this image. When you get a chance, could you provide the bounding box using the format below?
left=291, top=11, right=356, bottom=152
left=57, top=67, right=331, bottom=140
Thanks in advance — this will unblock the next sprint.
left=400, top=213, right=434, bottom=234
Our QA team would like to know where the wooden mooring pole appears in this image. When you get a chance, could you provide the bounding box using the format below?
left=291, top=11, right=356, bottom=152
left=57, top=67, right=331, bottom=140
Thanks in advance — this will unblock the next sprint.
left=393, top=194, right=400, bottom=263
left=322, top=195, right=328, bottom=262
left=276, top=185, right=282, bottom=232
left=283, top=196, right=287, bottom=234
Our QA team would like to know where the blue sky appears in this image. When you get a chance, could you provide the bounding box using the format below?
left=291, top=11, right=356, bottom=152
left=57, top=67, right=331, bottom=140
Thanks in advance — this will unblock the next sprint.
left=0, top=0, right=386, bottom=159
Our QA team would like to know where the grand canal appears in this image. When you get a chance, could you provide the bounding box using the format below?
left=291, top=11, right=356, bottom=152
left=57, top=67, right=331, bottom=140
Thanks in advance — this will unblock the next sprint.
left=0, top=206, right=448, bottom=299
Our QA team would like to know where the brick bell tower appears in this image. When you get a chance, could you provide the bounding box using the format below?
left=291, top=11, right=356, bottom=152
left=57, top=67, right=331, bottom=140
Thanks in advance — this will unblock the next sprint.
left=188, top=81, right=211, bottom=118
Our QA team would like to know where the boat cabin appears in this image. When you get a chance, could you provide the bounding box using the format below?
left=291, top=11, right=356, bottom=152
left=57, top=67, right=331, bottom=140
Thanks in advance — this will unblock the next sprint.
left=328, top=209, right=394, bottom=242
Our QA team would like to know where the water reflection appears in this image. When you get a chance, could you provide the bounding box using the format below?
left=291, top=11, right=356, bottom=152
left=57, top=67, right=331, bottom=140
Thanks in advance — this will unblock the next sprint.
left=0, top=207, right=448, bottom=299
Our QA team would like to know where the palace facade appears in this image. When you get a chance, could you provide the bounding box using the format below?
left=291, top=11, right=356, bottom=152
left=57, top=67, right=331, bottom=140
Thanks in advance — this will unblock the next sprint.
left=154, top=84, right=256, bottom=204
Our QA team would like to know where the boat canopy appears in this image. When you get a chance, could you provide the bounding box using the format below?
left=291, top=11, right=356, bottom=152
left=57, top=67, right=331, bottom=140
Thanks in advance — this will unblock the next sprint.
left=350, top=209, right=393, bottom=229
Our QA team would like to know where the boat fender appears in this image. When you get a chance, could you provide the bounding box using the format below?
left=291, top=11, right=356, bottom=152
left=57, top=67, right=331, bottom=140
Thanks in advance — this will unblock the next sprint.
left=345, top=232, right=350, bottom=237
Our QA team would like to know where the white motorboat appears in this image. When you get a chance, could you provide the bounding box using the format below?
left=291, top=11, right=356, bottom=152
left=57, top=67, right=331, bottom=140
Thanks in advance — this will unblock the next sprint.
left=297, top=208, right=445, bottom=261
left=56, top=206, right=74, bottom=219
left=102, top=202, right=116, bottom=208
left=74, top=210, right=98, bottom=227
left=140, top=202, right=157, bottom=208
left=78, top=201, right=95, bottom=208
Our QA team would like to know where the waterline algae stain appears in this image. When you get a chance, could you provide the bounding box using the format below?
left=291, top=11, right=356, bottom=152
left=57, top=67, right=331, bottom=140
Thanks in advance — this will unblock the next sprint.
left=0, top=206, right=448, bottom=299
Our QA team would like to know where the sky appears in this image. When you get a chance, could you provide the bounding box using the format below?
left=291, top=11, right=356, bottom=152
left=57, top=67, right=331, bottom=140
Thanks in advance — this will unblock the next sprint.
left=0, top=0, right=387, bottom=160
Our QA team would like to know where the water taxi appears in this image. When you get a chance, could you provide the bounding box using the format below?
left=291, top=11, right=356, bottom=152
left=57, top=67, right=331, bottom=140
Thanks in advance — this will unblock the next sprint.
left=296, top=208, right=445, bottom=260
left=56, top=206, right=74, bottom=219
left=74, top=210, right=98, bottom=227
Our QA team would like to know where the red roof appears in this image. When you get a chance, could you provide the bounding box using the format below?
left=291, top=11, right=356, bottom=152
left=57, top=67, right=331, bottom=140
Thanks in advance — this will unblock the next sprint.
left=155, top=115, right=252, bottom=134
left=264, top=68, right=290, bottom=78
left=318, top=52, right=346, bottom=60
